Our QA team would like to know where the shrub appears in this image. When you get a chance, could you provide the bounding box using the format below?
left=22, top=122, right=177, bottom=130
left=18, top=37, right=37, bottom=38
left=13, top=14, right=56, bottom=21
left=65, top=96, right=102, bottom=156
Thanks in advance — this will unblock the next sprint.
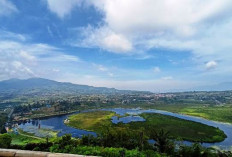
left=24, top=142, right=53, bottom=151
left=0, top=133, right=12, bottom=148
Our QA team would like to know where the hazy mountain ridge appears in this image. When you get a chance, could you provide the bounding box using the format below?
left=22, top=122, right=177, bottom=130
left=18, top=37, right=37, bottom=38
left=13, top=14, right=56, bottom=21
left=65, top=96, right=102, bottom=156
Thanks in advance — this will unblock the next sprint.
left=0, top=78, right=151, bottom=95
left=192, top=82, right=232, bottom=92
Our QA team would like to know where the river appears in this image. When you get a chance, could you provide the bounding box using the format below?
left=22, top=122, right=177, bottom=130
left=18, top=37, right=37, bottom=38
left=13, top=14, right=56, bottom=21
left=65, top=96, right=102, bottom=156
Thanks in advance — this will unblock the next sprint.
left=18, top=108, right=232, bottom=150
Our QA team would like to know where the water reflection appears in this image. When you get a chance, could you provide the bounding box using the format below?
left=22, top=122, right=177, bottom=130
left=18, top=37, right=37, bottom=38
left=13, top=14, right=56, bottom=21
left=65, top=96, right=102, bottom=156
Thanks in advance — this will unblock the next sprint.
left=18, top=113, right=96, bottom=138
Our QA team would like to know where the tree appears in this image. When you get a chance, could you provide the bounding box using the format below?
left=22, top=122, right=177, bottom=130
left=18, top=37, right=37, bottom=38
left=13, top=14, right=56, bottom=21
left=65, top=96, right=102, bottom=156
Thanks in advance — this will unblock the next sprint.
left=151, top=129, right=174, bottom=154
left=0, top=133, right=12, bottom=148
left=178, top=143, right=216, bottom=157
left=57, top=134, right=78, bottom=149
left=0, top=126, right=7, bottom=134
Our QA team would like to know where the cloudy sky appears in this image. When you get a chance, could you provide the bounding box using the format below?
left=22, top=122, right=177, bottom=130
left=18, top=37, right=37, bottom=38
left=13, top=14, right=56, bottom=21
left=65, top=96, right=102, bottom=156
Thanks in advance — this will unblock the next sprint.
left=1, top=0, right=232, bottom=92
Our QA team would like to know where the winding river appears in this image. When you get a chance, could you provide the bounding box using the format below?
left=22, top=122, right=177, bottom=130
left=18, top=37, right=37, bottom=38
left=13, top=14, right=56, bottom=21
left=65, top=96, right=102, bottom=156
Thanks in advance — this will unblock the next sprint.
left=18, top=108, right=232, bottom=150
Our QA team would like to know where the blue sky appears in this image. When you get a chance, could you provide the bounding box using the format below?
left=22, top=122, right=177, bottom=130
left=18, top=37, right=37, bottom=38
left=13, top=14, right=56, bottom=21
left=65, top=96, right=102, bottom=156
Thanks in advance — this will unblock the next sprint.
left=1, top=0, right=232, bottom=92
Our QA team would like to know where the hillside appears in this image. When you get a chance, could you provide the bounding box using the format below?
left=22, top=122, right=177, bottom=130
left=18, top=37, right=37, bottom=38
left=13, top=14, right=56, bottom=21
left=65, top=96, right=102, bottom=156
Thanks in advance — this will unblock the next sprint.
left=0, top=78, right=150, bottom=96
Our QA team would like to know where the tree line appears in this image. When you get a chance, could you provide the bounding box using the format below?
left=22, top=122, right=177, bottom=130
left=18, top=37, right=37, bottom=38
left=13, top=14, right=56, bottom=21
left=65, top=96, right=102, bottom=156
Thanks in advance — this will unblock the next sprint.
left=1, top=129, right=232, bottom=157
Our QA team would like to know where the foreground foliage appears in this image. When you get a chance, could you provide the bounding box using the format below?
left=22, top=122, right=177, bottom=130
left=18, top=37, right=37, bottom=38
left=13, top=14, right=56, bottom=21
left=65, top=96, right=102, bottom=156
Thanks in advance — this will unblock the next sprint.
left=1, top=133, right=232, bottom=157
left=0, top=133, right=12, bottom=148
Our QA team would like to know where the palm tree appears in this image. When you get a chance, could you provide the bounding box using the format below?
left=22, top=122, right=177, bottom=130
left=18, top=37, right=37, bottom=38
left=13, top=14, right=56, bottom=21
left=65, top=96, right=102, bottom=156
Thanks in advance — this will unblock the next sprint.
left=151, top=129, right=174, bottom=154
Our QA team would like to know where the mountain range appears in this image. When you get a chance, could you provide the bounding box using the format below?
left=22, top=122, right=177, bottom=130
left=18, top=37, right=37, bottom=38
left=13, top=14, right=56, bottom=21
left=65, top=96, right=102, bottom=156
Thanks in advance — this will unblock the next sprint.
left=0, top=78, right=232, bottom=96
left=0, top=78, right=150, bottom=95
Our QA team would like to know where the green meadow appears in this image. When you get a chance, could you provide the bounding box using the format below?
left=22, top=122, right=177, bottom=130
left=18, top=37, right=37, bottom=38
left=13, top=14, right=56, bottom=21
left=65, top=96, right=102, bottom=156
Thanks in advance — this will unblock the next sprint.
left=148, top=104, right=232, bottom=124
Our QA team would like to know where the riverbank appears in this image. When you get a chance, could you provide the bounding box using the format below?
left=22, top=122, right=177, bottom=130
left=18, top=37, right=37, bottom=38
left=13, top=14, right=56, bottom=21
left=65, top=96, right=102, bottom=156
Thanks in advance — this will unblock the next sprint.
left=12, top=109, right=80, bottom=122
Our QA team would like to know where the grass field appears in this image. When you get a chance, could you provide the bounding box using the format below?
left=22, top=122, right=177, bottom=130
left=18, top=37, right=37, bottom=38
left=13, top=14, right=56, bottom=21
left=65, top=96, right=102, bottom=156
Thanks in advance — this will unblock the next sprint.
left=9, top=128, right=58, bottom=145
left=9, top=132, right=45, bottom=145
left=67, top=111, right=226, bottom=143
left=67, top=111, right=117, bottom=132
left=179, top=106, right=232, bottom=124
left=146, top=104, right=232, bottom=124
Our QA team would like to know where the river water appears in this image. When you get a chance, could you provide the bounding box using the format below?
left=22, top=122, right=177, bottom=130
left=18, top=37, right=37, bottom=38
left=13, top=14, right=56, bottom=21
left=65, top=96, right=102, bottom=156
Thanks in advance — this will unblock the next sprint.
left=18, top=108, right=232, bottom=150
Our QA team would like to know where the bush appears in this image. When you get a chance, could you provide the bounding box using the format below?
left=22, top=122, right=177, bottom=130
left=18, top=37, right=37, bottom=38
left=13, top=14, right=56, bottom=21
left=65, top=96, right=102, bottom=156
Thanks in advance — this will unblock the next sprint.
left=0, top=126, right=7, bottom=134
left=178, top=143, right=219, bottom=157
left=24, top=142, right=53, bottom=151
left=142, top=150, right=162, bottom=157
left=50, top=144, right=154, bottom=157
left=10, top=144, right=24, bottom=150
left=0, top=133, right=12, bottom=148
left=81, top=129, right=149, bottom=150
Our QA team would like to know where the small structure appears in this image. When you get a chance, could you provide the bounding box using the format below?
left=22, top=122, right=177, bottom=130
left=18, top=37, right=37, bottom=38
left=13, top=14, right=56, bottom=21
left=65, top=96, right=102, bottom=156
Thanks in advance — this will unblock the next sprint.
left=64, top=119, right=70, bottom=124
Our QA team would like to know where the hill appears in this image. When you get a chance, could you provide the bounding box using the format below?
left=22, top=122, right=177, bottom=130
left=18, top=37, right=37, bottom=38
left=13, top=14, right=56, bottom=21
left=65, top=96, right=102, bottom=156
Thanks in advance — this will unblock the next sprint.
left=0, top=78, right=150, bottom=96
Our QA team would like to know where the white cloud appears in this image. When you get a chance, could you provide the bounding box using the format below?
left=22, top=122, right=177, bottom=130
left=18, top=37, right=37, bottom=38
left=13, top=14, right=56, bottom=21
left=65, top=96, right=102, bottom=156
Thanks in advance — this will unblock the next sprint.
left=52, top=68, right=60, bottom=72
left=68, top=0, right=232, bottom=64
left=58, top=55, right=80, bottom=62
left=44, top=0, right=232, bottom=71
left=94, top=64, right=108, bottom=72
left=0, top=0, right=18, bottom=16
left=162, top=76, right=173, bottom=80
left=46, top=0, right=82, bottom=18
left=74, top=26, right=133, bottom=54
left=0, top=60, right=35, bottom=79
left=92, top=63, right=115, bottom=77
left=0, top=31, right=26, bottom=41
left=153, top=67, right=161, bottom=73
left=91, top=0, right=232, bottom=36
left=205, top=61, right=217, bottom=70
left=0, top=35, right=81, bottom=80
left=11, top=61, right=34, bottom=75
left=19, top=50, right=36, bottom=61
left=102, top=33, right=132, bottom=53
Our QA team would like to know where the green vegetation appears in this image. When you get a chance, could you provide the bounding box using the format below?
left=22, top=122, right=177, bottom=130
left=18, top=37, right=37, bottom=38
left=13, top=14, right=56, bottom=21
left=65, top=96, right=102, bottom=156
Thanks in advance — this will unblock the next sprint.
left=19, top=128, right=58, bottom=138
left=0, top=112, right=7, bottom=133
left=148, top=104, right=232, bottom=124
left=152, top=129, right=174, bottom=154
left=3, top=133, right=232, bottom=157
left=138, top=113, right=226, bottom=142
left=50, top=145, right=161, bottom=157
left=0, top=133, right=12, bottom=148
left=1, top=87, right=232, bottom=156
left=9, top=132, right=45, bottom=145
left=67, top=111, right=226, bottom=143
left=67, top=111, right=117, bottom=132
left=8, top=128, right=59, bottom=145
left=180, top=105, right=232, bottom=124
left=48, top=134, right=159, bottom=157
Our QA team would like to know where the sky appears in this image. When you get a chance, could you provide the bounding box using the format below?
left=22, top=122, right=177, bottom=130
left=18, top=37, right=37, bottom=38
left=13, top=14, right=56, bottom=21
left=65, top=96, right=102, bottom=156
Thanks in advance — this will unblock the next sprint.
left=1, top=0, right=232, bottom=92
